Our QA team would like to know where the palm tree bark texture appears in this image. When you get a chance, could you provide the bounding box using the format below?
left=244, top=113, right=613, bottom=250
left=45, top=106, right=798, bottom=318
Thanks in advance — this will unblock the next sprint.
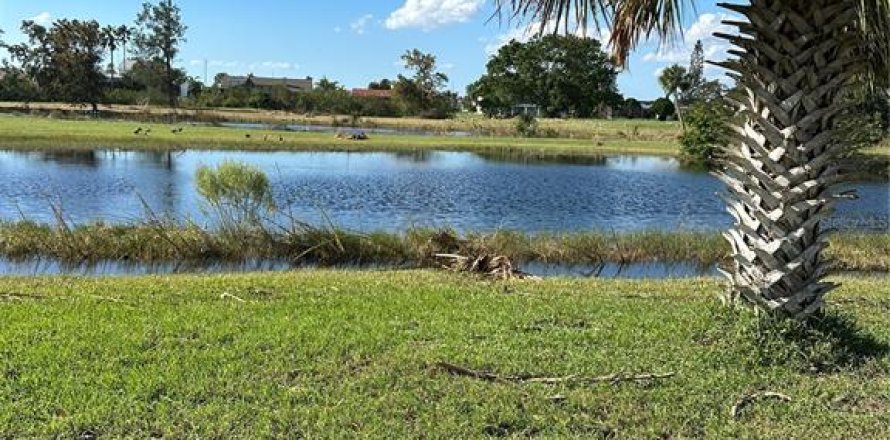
left=712, top=0, right=867, bottom=318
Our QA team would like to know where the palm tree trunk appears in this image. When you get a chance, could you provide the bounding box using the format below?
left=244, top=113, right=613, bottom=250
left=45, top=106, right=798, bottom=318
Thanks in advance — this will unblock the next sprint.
left=713, top=0, right=860, bottom=318
left=672, top=95, right=685, bottom=130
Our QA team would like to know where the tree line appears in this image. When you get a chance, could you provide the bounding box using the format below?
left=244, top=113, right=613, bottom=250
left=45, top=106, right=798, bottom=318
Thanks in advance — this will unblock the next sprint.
left=0, top=4, right=460, bottom=118
left=0, top=0, right=186, bottom=111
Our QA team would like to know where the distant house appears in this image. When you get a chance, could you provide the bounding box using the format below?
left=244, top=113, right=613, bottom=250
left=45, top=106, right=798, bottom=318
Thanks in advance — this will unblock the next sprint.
left=511, top=104, right=540, bottom=117
left=216, top=74, right=313, bottom=92
left=351, top=88, right=394, bottom=99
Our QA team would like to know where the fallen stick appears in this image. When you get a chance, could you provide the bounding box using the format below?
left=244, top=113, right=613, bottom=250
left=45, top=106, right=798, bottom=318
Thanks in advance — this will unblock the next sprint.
left=731, top=391, right=792, bottom=419
left=0, top=292, right=49, bottom=301
left=435, top=361, right=674, bottom=385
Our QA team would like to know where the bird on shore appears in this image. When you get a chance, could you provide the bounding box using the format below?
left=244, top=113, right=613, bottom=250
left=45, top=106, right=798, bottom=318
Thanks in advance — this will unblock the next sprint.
left=278, top=136, right=284, bottom=142
left=245, top=133, right=252, bottom=139
left=133, top=127, right=143, bottom=135
left=171, top=127, right=184, bottom=134
left=144, top=128, right=152, bottom=135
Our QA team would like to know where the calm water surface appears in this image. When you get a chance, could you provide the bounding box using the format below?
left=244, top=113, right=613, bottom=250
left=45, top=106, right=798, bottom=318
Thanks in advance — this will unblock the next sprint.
left=1, top=149, right=887, bottom=232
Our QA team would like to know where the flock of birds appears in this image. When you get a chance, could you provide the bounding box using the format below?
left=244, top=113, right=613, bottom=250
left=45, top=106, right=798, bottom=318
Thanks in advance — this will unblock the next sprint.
left=132, top=126, right=184, bottom=135
left=131, top=126, right=285, bottom=142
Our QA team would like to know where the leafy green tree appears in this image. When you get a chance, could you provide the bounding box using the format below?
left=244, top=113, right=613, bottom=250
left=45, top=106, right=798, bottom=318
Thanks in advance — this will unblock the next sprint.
left=618, top=98, right=644, bottom=119
left=687, top=41, right=704, bottom=89
left=368, top=79, right=393, bottom=90
left=468, top=34, right=620, bottom=118
left=498, top=0, right=890, bottom=319
left=679, top=101, right=732, bottom=164
left=658, top=64, right=689, bottom=127
left=682, top=40, right=724, bottom=104
left=315, top=77, right=343, bottom=91
left=0, top=68, right=40, bottom=102
left=394, top=49, right=455, bottom=117
left=649, top=97, right=675, bottom=121
left=6, top=19, right=105, bottom=110
left=134, top=0, right=187, bottom=107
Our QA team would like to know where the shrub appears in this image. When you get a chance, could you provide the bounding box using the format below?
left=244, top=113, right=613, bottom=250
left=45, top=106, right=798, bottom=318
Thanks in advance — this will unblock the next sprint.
left=195, top=161, right=276, bottom=231
left=679, top=101, right=732, bottom=165
left=515, top=113, right=538, bottom=137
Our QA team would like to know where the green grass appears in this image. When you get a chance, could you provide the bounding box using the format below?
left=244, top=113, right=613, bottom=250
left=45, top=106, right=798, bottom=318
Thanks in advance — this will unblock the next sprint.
left=3, top=221, right=888, bottom=271
left=0, top=101, right=683, bottom=139
left=0, top=114, right=680, bottom=157
left=1, top=271, right=889, bottom=438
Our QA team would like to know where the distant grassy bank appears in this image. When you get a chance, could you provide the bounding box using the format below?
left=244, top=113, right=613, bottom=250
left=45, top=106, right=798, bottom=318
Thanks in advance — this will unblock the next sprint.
left=0, top=113, right=679, bottom=157
left=2, top=271, right=889, bottom=437
left=1, top=113, right=887, bottom=179
left=2, top=221, right=888, bottom=272
left=0, top=101, right=682, bottom=139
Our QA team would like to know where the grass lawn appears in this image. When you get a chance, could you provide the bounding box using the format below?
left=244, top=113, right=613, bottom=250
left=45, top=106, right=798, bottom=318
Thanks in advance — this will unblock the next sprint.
left=0, top=114, right=679, bottom=157
left=1, top=271, right=888, bottom=438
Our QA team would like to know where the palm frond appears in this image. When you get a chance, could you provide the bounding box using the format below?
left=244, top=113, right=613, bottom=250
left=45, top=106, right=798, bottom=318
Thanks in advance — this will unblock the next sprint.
left=494, top=0, right=693, bottom=66
left=857, top=0, right=890, bottom=88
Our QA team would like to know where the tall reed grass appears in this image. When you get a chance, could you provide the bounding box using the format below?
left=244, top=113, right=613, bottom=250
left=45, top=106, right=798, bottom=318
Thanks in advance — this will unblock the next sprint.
left=1, top=219, right=886, bottom=272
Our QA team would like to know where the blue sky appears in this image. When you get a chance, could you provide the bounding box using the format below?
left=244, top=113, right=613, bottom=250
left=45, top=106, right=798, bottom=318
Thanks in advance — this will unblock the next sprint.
left=0, top=0, right=735, bottom=100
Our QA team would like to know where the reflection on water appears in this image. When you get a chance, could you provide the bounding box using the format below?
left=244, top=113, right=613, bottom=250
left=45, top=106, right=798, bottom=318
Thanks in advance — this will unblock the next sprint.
left=1, top=149, right=888, bottom=232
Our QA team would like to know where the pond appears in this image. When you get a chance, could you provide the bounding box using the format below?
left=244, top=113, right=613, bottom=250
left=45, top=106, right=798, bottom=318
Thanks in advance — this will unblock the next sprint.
left=1, top=149, right=887, bottom=232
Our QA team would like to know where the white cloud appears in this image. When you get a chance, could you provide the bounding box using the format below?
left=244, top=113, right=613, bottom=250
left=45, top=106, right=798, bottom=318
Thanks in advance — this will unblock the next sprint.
left=385, top=0, right=485, bottom=31
left=261, top=61, right=299, bottom=70
left=642, top=13, right=735, bottom=63
left=334, top=26, right=343, bottom=33
left=208, top=60, right=240, bottom=68
left=442, top=62, right=456, bottom=70
left=29, top=12, right=53, bottom=26
left=351, top=14, right=374, bottom=35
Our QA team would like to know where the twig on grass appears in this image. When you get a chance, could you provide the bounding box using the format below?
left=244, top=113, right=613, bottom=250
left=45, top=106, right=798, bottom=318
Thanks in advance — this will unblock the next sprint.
left=731, top=391, right=792, bottom=419
left=435, top=361, right=675, bottom=385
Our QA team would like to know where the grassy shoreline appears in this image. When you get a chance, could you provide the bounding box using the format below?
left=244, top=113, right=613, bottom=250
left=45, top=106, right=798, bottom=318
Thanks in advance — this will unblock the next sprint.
left=0, top=101, right=684, bottom=139
left=1, top=113, right=887, bottom=179
left=2, top=270, right=889, bottom=437
left=0, top=113, right=679, bottom=157
left=2, top=221, right=888, bottom=272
